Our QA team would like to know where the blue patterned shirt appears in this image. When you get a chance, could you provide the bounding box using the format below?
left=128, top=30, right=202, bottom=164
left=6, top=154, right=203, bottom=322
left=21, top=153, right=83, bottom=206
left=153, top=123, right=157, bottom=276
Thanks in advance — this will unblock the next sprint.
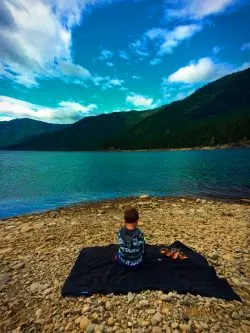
left=117, top=227, right=144, bottom=266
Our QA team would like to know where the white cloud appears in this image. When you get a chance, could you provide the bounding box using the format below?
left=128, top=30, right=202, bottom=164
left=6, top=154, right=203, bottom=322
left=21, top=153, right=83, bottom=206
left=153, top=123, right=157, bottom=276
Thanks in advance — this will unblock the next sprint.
left=126, top=93, right=153, bottom=108
left=92, top=75, right=125, bottom=90
left=132, top=75, right=142, bottom=80
left=150, top=58, right=162, bottom=66
left=212, top=46, right=220, bottom=55
left=0, top=96, right=97, bottom=124
left=146, top=24, right=202, bottom=55
left=106, top=61, right=114, bottom=67
left=238, top=62, right=250, bottom=71
left=130, top=40, right=149, bottom=57
left=118, top=50, right=129, bottom=60
left=167, top=57, right=233, bottom=84
left=109, top=79, right=123, bottom=86
left=0, top=116, right=13, bottom=121
left=92, top=75, right=105, bottom=86
left=165, top=0, right=238, bottom=20
left=101, top=78, right=125, bottom=90
left=0, top=0, right=118, bottom=87
left=241, top=42, right=250, bottom=51
left=119, top=86, right=128, bottom=91
left=99, top=49, right=114, bottom=60
left=58, top=61, right=91, bottom=79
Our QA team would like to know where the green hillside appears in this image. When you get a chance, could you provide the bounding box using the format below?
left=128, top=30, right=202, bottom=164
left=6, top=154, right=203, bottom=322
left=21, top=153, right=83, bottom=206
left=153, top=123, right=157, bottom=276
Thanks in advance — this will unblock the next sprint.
left=5, top=110, right=154, bottom=151
left=107, top=68, right=250, bottom=149
left=0, top=118, right=67, bottom=148
left=2, top=68, right=250, bottom=151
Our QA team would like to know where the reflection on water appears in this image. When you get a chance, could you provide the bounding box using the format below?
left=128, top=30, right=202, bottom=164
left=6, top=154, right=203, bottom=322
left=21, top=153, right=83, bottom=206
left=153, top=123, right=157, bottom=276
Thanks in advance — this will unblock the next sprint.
left=0, top=149, right=250, bottom=218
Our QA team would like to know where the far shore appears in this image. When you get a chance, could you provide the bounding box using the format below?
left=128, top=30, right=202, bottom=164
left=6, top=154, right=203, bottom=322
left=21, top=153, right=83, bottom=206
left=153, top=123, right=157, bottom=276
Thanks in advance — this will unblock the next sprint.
left=1, top=142, right=250, bottom=153
left=104, top=143, right=250, bottom=153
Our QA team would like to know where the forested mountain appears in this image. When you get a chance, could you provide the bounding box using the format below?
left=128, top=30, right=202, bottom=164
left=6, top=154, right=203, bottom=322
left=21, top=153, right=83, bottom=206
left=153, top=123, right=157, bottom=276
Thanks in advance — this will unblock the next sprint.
left=3, top=110, right=154, bottom=150
left=0, top=118, right=67, bottom=148
left=2, top=68, right=250, bottom=151
left=109, top=68, right=250, bottom=149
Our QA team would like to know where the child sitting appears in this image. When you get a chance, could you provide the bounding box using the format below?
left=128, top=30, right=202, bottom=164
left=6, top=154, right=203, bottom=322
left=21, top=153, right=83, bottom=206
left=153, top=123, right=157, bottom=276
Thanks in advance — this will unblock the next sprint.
left=116, top=207, right=145, bottom=267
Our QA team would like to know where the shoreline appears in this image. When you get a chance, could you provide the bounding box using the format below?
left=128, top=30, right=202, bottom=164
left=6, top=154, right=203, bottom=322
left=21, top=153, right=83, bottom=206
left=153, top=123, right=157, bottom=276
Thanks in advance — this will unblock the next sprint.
left=104, top=143, right=250, bottom=153
left=0, top=195, right=249, bottom=332
left=1, top=143, right=250, bottom=153
left=1, top=194, right=250, bottom=222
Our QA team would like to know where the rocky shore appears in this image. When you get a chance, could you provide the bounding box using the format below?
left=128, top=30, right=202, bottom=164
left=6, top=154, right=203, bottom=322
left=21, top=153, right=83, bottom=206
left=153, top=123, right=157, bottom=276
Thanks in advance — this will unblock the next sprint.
left=0, top=196, right=249, bottom=333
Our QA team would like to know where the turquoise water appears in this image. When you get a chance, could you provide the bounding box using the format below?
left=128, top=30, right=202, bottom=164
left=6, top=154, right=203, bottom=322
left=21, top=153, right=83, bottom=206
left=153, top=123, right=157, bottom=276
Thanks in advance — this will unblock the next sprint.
left=0, top=149, right=250, bottom=219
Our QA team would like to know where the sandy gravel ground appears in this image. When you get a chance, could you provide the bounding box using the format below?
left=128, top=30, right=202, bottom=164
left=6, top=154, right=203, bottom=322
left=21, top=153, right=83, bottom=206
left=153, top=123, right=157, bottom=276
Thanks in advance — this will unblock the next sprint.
left=0, top=196, right=249, bottom=333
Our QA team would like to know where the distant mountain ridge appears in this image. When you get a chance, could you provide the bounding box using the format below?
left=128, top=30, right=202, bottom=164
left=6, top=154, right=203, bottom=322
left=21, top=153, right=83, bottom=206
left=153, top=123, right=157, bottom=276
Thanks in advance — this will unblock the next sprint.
left=1, top=68, right=250, bottom=151
left=0, top=118, right=67, bottom=148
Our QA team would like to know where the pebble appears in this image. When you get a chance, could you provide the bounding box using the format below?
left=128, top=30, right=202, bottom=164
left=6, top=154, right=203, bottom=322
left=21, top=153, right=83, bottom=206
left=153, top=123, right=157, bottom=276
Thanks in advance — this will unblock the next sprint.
left=171, top=322, right=179, bottom=329
left=151, top=313, right=162, bottom=325
left=152, top=327, right=162, bottom=333
left=107, top=316, right=115, bottom=326
left=127, top=292, right=135, bottom=302
left=80, top=317, right=90, bottom=330
left=141, top=321, right=150, bottom=327
left=179, top=323, right=190, bottom=331
left=232, top=311, right=239, bottom=319
left=82, top=305, right=90, bottom=313
left=43, top=287, right=53, bottom=295
left=94, top=325, right=104, bottom=333
left=12, top=262, right=25, bottom=270
left=92, top=312, right=99, bottom=321
left=20, top=224, right=33, bottom=233
left=64, top=322, right=72, bottom=331
left=35, top=308, right=42, bottom=318
left=87, top=324, right=95, bottom=333
left=105, top=301, right=112, bottom=310
left=160, top=294, right=169, bottom=301
left=139, top=195, right=150, bottom=199
left=139, top=300, right=149, bottom=307
left=0, top=273, right=11, bottom=286
left=35, top=319, right=45, bottom=325
left=29, top=282, right=42, bottom=293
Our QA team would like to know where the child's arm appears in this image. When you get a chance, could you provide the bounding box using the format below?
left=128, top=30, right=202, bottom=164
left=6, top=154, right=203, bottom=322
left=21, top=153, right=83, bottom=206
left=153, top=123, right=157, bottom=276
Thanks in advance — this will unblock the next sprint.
left=139, top=232, right=145, bottom=254
left=117, top=229, right=123, bottom=246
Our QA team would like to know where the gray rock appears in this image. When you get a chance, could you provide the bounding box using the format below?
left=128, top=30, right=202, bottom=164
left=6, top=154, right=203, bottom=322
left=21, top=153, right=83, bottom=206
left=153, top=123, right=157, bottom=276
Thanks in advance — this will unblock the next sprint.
left=43, top=287, right=53, bottom=295
left=105, top=301, right=112, bottom=310
left=179, top=323, right=190, bottom=331
left=0, top=273, right=11, bottom=286
left=139, top=195, right=150, bottom=199
left=30, top=282, right=42, bottom=293
left=139, top=300, right=149, bottom=307
left=12, top=262, right=25, bottom=270
left=152, top=327, right=162, bottom=333
left=35, top=308, right=42, bottom=318
left=127, top=292, right=135, bottom=303
left=232, top=311, right=239, bottom=319
left=87, top=324, right=95, bottom=333
left=171, top=322, right=179, bottom=329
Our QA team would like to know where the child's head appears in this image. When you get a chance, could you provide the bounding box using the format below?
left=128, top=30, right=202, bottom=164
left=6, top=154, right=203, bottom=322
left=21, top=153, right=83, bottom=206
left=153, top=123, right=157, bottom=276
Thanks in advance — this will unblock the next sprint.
left=124, top=207, right=139, bottom=226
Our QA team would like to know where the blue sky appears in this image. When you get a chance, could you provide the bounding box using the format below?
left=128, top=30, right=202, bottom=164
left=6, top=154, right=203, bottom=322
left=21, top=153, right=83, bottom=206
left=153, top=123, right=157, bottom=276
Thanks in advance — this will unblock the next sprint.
left=0, top=0, right=250, bottom=123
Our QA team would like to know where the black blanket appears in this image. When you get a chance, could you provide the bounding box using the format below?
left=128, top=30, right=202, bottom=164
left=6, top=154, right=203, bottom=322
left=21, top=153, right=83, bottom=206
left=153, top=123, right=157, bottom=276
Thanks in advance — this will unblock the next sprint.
left=61, top=241, right=240, bottom=301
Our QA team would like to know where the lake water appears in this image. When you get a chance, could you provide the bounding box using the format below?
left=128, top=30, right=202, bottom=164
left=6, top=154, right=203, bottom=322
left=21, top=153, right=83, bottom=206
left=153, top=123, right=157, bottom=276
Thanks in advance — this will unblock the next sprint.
left=0, top=149, right=250, bottom=219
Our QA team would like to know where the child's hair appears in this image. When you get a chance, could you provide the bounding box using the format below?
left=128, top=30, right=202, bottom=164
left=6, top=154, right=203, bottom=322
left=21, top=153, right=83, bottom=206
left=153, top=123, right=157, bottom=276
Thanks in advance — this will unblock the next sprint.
left=124, top=207, right=139, bottom=224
